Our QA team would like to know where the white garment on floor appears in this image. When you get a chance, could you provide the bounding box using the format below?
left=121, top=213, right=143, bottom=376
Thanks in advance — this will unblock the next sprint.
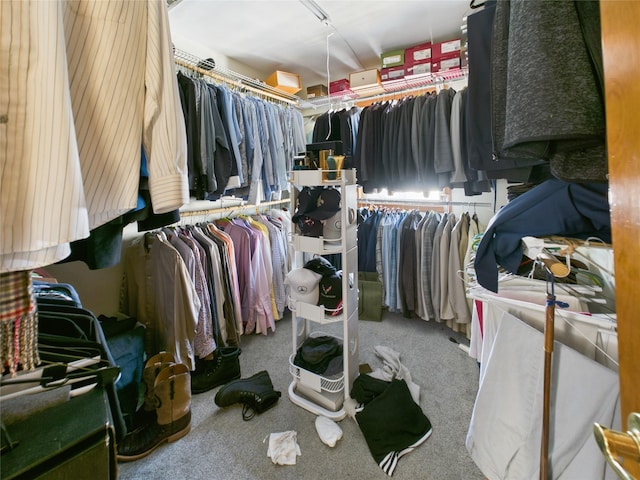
left=368, top=345, right=420, bottom=404
left=315, top=415, right=343, bottom=447
left=266, top=431, right=301, bottom=466
left=466, top=311, right=620, bottom=480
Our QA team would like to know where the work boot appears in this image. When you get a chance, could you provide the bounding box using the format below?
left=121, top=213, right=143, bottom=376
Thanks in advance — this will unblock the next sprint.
left=117, top=363, right=192, bottom=462
left=214, top=370, right=281, bottom=421
left=130, top=352, right=176, bottom=429
left=191, top=346, right=241, bottom=394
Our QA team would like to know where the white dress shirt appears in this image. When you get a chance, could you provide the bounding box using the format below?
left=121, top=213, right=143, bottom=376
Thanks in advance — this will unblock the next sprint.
left=1, top=0, right=188, bottom=273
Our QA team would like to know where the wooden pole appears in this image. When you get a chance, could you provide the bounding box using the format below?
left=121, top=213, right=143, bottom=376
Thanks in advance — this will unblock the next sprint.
left=540, top=272, right=556, bottom=480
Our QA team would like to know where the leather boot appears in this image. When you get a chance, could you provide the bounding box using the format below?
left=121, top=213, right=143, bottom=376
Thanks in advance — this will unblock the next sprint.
left=131, top=351, right=175, bottom=429
left=214, top=370, right=281, bottom=420
left=191, top=346, right=241, bottom=394
left=117, top=363, right=192, bottom=462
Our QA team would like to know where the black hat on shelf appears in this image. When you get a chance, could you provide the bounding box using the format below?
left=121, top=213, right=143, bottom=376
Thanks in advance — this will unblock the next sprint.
left=292, top=187, right=341, bottom=223
left=196, top=57, right=216, bottom=70
left=304, top=256, right=337, bottom=276
left=292, top=187, right=322, bottom=223
left=298, top=216, right=324, bottom=237
left=306, top=187, right=341, bottom=221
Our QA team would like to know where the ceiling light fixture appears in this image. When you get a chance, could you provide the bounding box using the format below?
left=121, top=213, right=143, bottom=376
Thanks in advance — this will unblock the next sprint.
left=299, top=0, right=331, bottom=25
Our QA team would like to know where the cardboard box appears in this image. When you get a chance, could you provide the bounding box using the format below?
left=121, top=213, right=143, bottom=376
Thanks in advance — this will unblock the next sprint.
left=381, top=66, right=406, bottom=82
left=432, top=55, right=462, bottom=74
left=329, top=78, right=351, bottom=94
left=307, top=84, right=328, bottom=98
left=405, top=41, right=432, bottom=63
left=405, top=60, right=432, bottom=79
left=432, top=38, right=461, bottom=58
left=265, top=70, right=302, bottom=94
left=349, top=69, right=382, bottom=90
left=381, top=49, right=405, bottom=68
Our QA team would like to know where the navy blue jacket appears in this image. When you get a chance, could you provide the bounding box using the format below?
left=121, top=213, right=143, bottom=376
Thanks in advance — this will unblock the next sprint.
left=474, top=179, right=611, bottom=292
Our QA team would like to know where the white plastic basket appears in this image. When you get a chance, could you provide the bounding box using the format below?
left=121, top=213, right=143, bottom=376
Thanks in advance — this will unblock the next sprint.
left=289, top=354, right=344, bottom=393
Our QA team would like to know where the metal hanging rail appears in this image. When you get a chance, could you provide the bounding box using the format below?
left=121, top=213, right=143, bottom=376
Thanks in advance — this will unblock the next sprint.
left=357, top=198, right=492, bottom=209
left=179, top=198, right=289, bottom=219
left=174, top=48, right=302, bottom=106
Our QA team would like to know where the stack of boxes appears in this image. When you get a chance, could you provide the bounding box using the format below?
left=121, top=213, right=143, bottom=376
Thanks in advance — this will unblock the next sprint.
left=430, top=38, right=463, bottom=74
left=302, top=38, right=463, bottom=100
left=380, top=49, right=406, bottom=86
left=381, top=38, right=462, bottom=85
left=404, top=41, right=433, bottom=80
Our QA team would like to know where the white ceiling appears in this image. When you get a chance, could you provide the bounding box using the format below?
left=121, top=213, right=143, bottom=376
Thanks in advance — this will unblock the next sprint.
left=168, top=0, right=471, bottom=92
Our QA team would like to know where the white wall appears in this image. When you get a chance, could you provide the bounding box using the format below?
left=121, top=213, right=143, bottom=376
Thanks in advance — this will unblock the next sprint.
left=450, top=179, right=506, bottom=228
left=172, top=33, right=272, bottom=84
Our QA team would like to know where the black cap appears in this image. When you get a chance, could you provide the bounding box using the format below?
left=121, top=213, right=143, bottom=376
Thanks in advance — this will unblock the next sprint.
left=304, top=256, right=337, bottom=276
left=306, top=187, right=341, bottom=221
left=318, top=272, right=343, bottom=315
left=292, top=187, right=322, bottom=223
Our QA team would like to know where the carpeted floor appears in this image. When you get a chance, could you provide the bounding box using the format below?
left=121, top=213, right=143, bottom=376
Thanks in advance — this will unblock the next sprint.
left=117, top=310, right=485, bottom=480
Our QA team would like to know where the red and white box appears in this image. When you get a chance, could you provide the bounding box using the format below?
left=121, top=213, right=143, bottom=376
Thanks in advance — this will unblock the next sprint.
left=432, top=55, right=462, bottom=74
left=404, top=60, right=432, bottom=79
left=405, top=41, right=432, bottom=64
left=431, top=38, right=461, bottom=58
left=329, top=78, right=351, bottom=94
left=380, top=65, right=406, bottom=83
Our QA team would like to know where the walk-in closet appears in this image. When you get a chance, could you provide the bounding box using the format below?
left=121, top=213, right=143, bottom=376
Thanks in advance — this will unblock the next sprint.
left=1, top=1, right=638, bottom=479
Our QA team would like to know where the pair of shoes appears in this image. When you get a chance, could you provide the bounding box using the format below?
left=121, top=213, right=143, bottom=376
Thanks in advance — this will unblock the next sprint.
left=214, top=370, right=281, bottom=421
left=117, top=363, right=192, bottom=462
left=190, top=346, right=241, bottom=394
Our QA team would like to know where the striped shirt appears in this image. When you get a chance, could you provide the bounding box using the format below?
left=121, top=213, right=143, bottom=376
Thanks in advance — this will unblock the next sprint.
left=1, top=0, right=188, bottom=273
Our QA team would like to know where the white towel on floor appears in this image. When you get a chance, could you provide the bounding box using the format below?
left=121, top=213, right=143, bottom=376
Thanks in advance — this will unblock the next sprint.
left=266, top=430, right=301, bottom=465
left=369, top=345, right=420, bottom=404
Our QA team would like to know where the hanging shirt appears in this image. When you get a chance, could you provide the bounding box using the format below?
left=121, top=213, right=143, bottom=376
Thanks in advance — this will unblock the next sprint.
left=178, top=230, right=217, bottom=358
left=1, top=0, right=188, bottom=273
left=419, top=211, right=440, bottom=321
left=206, top=223, right=244, bottom=337
left=121, top=232, right=199, bottom=370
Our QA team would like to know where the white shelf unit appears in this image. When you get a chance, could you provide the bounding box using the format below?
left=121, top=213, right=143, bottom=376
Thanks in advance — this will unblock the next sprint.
left=287, top=168, right=359, bottom=421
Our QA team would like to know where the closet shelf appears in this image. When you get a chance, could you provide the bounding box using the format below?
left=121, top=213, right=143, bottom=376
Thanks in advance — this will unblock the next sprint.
left=288, top=168, right=357, bottom=187
left=304, top=67, right=469, bottom=108
left=174, top=48, right=302, bottom=106
left=291, top=235, right=357, bottom=256
left=288, top=299, right=345, bottom=325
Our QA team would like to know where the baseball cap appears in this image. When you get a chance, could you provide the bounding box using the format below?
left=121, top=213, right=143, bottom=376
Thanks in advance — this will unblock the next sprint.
left=298, top=215, right=323, bottom=237
left=322, top=210, right=342, bottom=240
left=304, top=256, right=337, bottom=276
left=292, top=187, right=321, bottom=223
left=307, top=187, right=341, bottom=221
left=318, top=272, right=343, bottom=315
left=285, top=268, right=322, bottom=305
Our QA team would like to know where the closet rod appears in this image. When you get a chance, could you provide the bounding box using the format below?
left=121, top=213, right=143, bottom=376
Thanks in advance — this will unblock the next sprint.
left=356, top=74, right=469, bottom=105
left=358, top=198, right=492, bottom=208
left=174, top=49, right=300, bottom=106
left=179, top=199, right=289, bottom=218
